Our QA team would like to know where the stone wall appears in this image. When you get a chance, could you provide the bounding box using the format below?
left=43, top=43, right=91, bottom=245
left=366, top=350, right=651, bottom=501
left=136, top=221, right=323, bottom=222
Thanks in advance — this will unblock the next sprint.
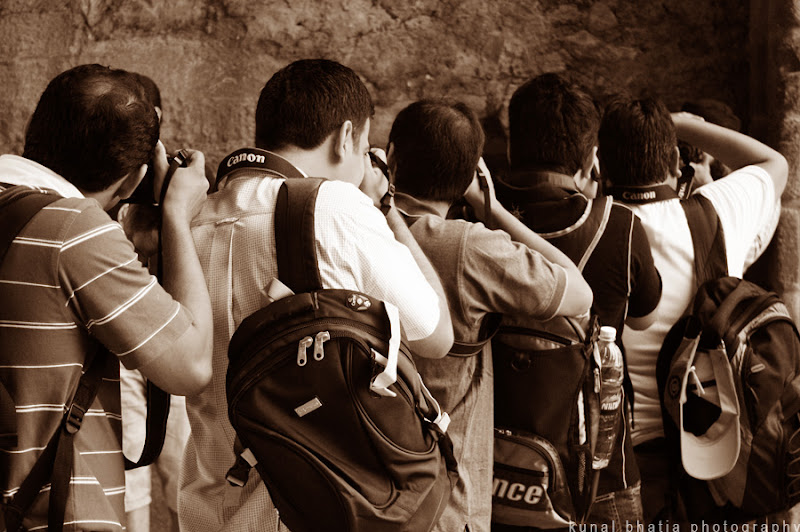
left=1, top=0, right=749, bottom=167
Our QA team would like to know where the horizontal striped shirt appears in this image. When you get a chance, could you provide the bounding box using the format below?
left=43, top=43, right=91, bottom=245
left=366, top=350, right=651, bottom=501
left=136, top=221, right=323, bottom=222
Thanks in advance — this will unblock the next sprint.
left=0, top=155, right=192, bottom=531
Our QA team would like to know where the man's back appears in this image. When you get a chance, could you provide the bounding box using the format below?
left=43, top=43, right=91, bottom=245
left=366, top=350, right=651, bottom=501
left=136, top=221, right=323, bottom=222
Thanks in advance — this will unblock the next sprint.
left=0, top=178, right=190, bottom=531
left=397, top=192, right=570, bottom=532
left=624, top=164, right=778, bottom=446
left=496, top=172, right=661, bottom=336
left=180, top=159, right=442, bottom=532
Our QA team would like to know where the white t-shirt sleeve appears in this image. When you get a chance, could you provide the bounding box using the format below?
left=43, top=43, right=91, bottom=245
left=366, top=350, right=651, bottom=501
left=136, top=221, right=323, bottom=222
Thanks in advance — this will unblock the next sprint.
left=697, top=165, right=778, bottom=277
left=313, top=180, right=440, bottom=341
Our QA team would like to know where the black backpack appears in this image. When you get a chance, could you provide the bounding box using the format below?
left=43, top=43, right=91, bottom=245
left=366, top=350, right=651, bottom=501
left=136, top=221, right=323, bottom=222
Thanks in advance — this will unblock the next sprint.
left=224, top=178, right=458, bottom=532
left=490, top=200, right=613, bottom=528
left=492, top=314, right=602, bottom=528
left=656, top=195, right=800, bottom=522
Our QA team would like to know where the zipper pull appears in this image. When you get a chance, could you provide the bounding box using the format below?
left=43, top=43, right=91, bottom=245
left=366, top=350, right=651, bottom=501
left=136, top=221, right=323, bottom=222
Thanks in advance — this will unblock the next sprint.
left=594, top=367, right=601, bottom=394
left=297, top=336, right=313, bottom=366
left=314, top=331, right=330, bottom=361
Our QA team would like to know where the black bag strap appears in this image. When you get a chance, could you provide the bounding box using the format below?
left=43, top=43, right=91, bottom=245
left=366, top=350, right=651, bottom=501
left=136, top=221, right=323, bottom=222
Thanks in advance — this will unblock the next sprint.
left=477, top=166, right=492, bottom=230
left=125, top=156, right=190, bottom=471
left=448, top=314, right=502, bottom=357
left=275, top=178, right=326, bottom=294
left=681, top=194, right=728, bottom=288
left=123, top=381, right=171, bottom=470
left=4, top=346, right=110, bottom=532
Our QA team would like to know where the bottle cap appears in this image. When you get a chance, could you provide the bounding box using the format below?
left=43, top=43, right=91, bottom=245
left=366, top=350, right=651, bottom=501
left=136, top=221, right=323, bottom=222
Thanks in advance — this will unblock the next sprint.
left=599, top=326, right=617, bottom=342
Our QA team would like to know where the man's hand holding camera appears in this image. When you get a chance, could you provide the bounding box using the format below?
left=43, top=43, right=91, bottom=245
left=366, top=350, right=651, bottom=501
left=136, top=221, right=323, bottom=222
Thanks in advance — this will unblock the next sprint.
left=120, top=141, right=208, bottom=260
left=155, top=144, right=209, bottom=224
left=360, top=148, right=391, bottom=210
left=463, top=157, right=496, bottom=223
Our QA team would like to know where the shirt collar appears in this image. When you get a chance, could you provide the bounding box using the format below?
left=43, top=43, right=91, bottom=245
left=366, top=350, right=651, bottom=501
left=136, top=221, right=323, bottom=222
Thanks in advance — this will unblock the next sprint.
left=0, top=154, right=84, bottom=198
left=394, top=192, right=445, bottom=219
left=498, top=169, right=584, bottom=203
left=505, top=169, right=580, bottom=193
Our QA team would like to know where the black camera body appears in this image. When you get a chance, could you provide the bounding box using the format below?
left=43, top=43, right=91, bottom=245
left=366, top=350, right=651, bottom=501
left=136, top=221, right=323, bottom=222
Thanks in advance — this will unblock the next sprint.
left=123, top=149, right=190, bottom=205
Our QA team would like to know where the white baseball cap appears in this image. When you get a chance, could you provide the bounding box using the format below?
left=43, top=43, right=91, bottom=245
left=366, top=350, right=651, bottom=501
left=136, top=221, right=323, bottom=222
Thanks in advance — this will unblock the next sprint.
left=663, top=333, right=740, bottom=480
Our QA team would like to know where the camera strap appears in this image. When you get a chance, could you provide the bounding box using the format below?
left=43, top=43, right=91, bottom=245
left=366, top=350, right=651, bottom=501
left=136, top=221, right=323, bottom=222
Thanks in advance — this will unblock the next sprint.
left=216, top=148, right=305, bottom=186
left=606, top=184, right=678, bottom=204
left=125, top=151, right=190, bottom=472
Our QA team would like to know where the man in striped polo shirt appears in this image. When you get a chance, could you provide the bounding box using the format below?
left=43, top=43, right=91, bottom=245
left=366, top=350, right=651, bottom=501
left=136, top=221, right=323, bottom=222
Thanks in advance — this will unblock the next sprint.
left=0, top=64, right=213, bottom=531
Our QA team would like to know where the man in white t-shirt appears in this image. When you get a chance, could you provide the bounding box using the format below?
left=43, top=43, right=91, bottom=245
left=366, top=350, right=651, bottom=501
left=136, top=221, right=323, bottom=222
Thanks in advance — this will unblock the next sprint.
left=597, top=97, right=788, bottom=524
left=177, top=59, right=454, bottom=532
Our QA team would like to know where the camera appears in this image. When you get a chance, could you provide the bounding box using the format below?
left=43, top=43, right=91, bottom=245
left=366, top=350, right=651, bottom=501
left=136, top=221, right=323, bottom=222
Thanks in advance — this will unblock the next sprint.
left=122, top=149, right=190, bottom=205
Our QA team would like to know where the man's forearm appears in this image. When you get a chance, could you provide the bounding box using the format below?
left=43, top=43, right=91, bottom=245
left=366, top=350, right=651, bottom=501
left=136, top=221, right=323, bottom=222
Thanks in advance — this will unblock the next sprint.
left=673, top=115, right=788, bottom=194
left=490, top=204, right=593, bottom=316
left=157, top=214, right=214, bottom=389
left=384, top=207, right=454, bottom=358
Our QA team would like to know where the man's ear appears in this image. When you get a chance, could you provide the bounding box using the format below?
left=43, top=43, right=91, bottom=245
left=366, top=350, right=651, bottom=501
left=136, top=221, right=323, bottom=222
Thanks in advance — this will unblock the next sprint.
left=332, top=120, right=355, bottom=162
left=573, top=146, right=598, bottom=192
left=669, top=145, right=682, bottom=179
left=116, top=164, right=148, bottom=200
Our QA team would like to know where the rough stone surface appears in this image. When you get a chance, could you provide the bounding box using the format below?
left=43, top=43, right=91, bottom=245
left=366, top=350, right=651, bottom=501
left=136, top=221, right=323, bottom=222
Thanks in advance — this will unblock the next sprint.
left=0, top=0, right=749, bottom=167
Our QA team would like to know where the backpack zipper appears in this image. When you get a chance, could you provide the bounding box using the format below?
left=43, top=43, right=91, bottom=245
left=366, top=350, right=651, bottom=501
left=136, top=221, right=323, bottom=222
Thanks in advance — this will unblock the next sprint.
left=494, top=428, right=570, bottom=495
left=228, top=317, right=388, bottom=389
left=228, top=320, right=403, bottom=407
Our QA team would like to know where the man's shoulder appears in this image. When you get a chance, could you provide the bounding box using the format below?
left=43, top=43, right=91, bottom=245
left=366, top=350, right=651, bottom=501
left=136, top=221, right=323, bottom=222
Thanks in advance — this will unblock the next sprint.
left=409, top=215, right=474, bottom=251
left=316, top=179, right=372, bottom=207
left=696, top=165, right=772, bottom=209
left=313, top=179, right=384, bottom=227
left=20, top=195, right=110, bottom=242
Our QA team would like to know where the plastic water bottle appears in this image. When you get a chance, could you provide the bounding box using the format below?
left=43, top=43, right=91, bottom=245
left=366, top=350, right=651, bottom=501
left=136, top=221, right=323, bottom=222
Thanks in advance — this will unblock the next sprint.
left=593, top=326, right=624, bottom=470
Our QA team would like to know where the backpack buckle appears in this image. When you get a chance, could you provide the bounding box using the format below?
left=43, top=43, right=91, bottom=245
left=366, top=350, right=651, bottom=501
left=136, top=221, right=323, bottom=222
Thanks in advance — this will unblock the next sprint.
left=225, top=448, right=258, bottom=487
left=65, top=403, right=87, bottom=434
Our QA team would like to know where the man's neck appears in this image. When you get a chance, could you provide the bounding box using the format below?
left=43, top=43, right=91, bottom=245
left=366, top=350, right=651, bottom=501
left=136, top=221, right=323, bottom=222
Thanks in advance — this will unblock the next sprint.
left=417, top=199, right=450, bottom=218
left=270, top=144, right=328, bottom=178
left=395, top=192, right=450, bottom=218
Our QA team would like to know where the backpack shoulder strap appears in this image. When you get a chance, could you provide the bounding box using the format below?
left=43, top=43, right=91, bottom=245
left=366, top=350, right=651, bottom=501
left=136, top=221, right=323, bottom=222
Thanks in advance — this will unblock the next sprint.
left=275, top=178, right=326, bottom=294
left=4, top=346, right=111, bottom=532
left=681, top=194, right=728, bottom=287
left=124, top=382, right=171, bottom=471
left=577, top=195, right=613, bottom=273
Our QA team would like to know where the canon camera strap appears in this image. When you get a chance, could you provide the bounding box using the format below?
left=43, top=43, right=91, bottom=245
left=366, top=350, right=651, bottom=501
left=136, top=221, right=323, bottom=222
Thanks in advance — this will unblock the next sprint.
left=216, top=148, right=305, bottom=187
left=606, top=184, right=678, bottom=204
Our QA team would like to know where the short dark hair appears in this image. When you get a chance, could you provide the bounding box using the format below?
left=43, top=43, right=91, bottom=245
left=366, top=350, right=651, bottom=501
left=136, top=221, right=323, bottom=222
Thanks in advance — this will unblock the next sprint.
left=390, top=99, right=485, bottom=203
left=23, top=64, right=159, bottom=193
left=132, top=72, right=162, bottom=110
left=255, top=59, right=374, bottom=151
left=508, top=73, right=599, bottom=175
left=598, top=97, right=676, bottom=187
